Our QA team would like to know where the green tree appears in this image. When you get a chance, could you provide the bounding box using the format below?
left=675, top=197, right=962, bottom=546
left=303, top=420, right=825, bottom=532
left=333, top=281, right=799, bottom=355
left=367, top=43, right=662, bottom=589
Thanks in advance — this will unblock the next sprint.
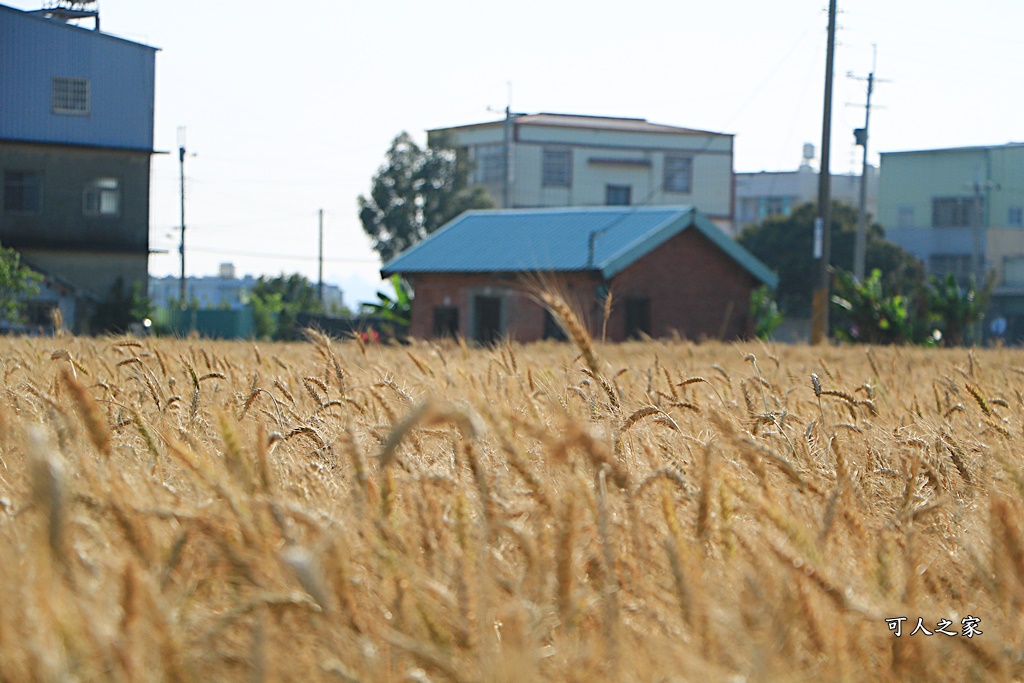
left=359, top=131, right=495, bottom=262
left=0, top=242, right=42, bottom=325
left=250, top=273, right=324, bottom=340
left=737, top=202, right=926, bottom=316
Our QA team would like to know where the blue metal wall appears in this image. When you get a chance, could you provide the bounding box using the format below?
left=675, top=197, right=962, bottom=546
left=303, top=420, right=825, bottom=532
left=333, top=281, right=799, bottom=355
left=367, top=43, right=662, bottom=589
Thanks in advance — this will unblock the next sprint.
left=0, top=5, right=156, bottom=150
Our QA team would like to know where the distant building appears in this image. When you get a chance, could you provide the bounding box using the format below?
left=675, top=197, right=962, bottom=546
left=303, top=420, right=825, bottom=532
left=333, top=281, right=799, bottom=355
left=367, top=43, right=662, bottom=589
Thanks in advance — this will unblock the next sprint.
left=150, top=264, right=345, bottom=312
left=734, top=144, right=878, bottom=229
left=382, top=206, right=776, bottom=343
left=0, top=3, right=158, bottom=332
left=429, top=113, right=736, bottom=234
left=878, top=143, right=1024, bottom=340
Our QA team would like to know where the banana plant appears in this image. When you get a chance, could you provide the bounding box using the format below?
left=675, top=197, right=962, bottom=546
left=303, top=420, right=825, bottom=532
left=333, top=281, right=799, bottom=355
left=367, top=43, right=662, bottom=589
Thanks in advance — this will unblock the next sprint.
left=926, top=272, right=993, bottom=346
left=360, top=274, right=412, bottom=328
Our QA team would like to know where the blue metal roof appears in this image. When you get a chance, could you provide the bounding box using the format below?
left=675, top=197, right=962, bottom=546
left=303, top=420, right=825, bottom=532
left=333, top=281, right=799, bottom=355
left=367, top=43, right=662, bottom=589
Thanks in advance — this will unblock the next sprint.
left=382, top=206, right=778, bottom=288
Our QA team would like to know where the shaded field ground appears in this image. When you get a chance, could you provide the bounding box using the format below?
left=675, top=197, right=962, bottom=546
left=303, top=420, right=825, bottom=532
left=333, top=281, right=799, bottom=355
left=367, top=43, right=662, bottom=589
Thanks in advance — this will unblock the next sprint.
left=1, top=333, right=1022, bottom=681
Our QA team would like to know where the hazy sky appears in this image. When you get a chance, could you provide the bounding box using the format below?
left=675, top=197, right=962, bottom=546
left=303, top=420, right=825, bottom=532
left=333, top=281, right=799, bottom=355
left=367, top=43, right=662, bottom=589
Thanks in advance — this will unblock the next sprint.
left=10, top=1, right=1024, bottom=306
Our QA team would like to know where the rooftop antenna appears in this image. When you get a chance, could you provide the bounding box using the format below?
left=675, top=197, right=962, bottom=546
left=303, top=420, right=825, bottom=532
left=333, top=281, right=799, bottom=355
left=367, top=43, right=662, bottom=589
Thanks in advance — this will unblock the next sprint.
left=32, top=1, right=100, bottom=30
left=486, top=81, right=519, bottom=208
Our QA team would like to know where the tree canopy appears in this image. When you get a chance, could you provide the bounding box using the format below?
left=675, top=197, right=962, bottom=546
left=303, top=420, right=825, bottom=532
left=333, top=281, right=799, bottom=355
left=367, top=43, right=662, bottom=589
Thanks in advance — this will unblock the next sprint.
left=250, top=273, right=324, bottom=340
left=358, top=131, right=495, bottom=263
left=737, top=202, right=925, bottom=316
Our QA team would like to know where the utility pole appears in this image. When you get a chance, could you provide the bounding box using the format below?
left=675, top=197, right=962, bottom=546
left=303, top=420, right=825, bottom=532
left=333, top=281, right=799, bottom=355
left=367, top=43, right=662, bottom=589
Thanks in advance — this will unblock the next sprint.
left=502, top=104, right=513, bottom=209
left=811, top=0, right=838, bottom=345
left=851, top=47, right=887, bottom=281
left=317, top=208, right=324, bottom=305
left=972, top=181, right=984, bottom=284
left=177, top=126, right=187, bottom=308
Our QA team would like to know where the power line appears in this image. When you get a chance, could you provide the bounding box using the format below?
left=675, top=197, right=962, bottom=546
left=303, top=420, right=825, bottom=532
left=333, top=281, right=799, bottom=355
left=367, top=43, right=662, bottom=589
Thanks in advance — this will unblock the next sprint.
left=170, top=245, right=378, bottom=264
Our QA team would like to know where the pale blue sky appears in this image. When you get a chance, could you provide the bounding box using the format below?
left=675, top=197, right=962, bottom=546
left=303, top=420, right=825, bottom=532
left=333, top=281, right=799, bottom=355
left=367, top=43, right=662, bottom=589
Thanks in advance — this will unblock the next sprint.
left=9, top=1, right=1024, bottom=306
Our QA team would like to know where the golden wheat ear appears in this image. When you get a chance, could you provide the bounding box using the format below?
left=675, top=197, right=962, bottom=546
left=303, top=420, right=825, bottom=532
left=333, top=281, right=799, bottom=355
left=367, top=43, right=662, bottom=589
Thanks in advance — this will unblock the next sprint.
left=519, top=271, right=601, bottom=376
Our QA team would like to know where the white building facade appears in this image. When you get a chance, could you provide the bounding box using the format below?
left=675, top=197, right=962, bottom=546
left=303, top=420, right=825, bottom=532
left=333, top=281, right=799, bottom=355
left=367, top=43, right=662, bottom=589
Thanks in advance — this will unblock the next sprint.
left=429, top=113, right=735, bottom=234
left=735, top=155, right=878, bottom=230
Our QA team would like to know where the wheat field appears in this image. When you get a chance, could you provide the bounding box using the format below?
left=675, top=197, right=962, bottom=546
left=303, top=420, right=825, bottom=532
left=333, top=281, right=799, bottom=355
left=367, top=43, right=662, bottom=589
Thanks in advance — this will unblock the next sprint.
left=0, top=328, right=1022, bottom=682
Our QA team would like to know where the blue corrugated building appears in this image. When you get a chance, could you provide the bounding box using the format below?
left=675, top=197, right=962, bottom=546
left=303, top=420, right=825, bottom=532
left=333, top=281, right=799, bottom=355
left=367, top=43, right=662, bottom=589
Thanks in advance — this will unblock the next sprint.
left=0, top=3, right=158, bottom=332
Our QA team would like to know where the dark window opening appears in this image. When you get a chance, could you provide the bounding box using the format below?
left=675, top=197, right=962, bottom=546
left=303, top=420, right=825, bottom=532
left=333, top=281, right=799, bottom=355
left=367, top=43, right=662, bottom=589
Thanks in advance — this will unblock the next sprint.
left=25, top=300, right=57, bottom=327
left=474, top=295, right=502, bottom=345
left=543, top=309, right=567, bottom=340
left=606, top=184, right=632, bottom=206
left=4, top=171, right=43, bottom=213
left=625, top=297, right=651, bottom=339
left=433, top=306, right=459, bottom=338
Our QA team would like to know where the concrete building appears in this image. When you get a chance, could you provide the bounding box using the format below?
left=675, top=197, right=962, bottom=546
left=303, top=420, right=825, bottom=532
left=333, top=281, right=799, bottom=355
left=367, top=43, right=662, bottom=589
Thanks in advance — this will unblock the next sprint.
left=429, top=113, right=736, bottom=234
left=878, top=143, right=1024, bottom=340
left=0, top=2, right=157, bottom=332
left=382, top=206, right=776, bottom=343
left=735, top=145, right=878, bottom=229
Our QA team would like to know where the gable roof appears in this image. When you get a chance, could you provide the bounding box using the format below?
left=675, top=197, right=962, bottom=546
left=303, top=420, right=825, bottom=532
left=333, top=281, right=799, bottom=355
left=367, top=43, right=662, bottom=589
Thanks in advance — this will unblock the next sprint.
left=381, top=206, right=778, bottom=288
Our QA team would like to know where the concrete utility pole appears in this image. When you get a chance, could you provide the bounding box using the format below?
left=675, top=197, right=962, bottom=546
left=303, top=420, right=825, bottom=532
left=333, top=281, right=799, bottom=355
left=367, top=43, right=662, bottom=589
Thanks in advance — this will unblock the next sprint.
left=318, top=208, right=324, bottom=305
left=502, top=105, right=513, bottom=209
left=851, top=47, right=888, bottom=282
left=178, top=126, right=187, bottom=307
left=811, top=0, right=838, bottom=345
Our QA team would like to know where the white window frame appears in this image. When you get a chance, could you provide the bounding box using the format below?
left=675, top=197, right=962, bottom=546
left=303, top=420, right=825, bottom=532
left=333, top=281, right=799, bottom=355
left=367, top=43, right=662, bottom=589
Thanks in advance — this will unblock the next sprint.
left=52, top=77, right=90, bottom=116
left=83, top=177, right=120, bottom=217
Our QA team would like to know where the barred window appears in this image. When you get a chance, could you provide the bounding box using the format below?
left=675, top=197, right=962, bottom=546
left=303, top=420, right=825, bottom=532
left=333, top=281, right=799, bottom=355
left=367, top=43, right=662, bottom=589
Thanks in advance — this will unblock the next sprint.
left=932, top=197, right=979, bottom=228
left=3, top=171, right=43, bottom=213
left=476, top=145, right=505, bottom=184
left=542, top=148, right=572, bottom=188
left=52, top=77, right=90, bottom=115
left=83, top=177, right=120, bottom=216
left=664, top=155, right=693, bottom=193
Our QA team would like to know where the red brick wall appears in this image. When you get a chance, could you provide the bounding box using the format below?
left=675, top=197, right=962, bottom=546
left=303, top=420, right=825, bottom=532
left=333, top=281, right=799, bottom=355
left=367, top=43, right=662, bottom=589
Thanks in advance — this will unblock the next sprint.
left=406, top=272, right=600, bottom=343
left=405, top=228, right=759, bottom=342
left=607, top=228, right=757, bottom=340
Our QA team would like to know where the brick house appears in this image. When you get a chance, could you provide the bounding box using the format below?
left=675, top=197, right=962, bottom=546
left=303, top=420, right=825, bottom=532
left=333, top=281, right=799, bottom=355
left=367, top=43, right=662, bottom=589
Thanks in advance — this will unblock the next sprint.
left=381, top=206, right=777, bottom=343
